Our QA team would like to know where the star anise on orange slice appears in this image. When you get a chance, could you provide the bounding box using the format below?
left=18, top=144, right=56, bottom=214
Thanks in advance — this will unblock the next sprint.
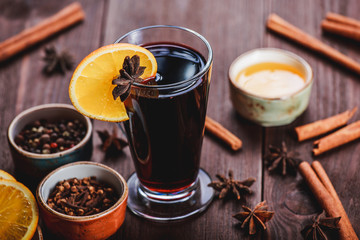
left=112, top=55, right=146, bottom=102
left=233, top=201, right=275, bottom=235
left=69, top=43, right=157, bottom=122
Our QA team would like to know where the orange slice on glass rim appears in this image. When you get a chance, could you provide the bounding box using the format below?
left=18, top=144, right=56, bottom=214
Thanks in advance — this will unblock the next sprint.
left=69, top=43, right=157, bottom=122
left=0, top=180, right=39, bottom=240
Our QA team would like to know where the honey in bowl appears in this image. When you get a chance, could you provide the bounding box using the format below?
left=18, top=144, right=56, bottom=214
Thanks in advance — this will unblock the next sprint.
left=234, top=62, right=306, bottom=98
left=228, top=48, right=313, bottom=126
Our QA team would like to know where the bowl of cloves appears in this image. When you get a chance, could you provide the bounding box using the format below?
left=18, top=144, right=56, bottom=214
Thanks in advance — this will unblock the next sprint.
left=36, top=161, right=128, bottom=240
left=7, top=103, right=93, bottom=183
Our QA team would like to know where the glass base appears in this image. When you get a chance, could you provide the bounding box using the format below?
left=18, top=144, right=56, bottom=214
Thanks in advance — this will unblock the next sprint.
left=127, top=169, right=214, bottom=222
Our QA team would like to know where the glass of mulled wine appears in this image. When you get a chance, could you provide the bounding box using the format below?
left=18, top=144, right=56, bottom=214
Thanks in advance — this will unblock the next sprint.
left=115, top=25, right=214, bottom=221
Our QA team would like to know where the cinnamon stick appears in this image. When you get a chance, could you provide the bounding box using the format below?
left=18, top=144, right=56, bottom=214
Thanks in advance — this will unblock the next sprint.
left=326, top=12, right=360, bottom=29
left=311, top=161, right=358, bottom=239
left=205, top=116, right=242, bottom=151
left=0, top=2, right=85, bottom=62
left=298, top=161, right=358, bottom=240
left=313, top=120, right=360, bottom=155
left=322, top=20, right=360, bottom=41
left=322, top=13, right=360, bottom=41
left=298, top=162, right=342, bottom=225
left=295, top=107, right=357, bottom=141
left=267, top=13, right=360, bottom=75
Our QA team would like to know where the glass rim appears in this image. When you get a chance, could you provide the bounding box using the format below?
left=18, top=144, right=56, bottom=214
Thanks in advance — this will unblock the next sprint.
left=115, top=25, right=213, bottom=89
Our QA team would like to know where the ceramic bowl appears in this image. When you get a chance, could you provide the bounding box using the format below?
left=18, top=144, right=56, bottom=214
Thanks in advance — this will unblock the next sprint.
left=7, top=103, right=93, bottom=182
left=36, top=161, right=128, bottom=240
left=229, top=48, right=313, bottom=127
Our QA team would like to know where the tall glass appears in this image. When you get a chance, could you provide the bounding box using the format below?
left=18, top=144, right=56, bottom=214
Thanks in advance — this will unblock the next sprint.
left=116, top=25, right=214, bottom=221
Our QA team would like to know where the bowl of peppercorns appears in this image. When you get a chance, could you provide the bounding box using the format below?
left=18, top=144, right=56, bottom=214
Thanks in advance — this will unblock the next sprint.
left=36, top=161, right=128, bottom=240
left=7, top=103, right=93, bottom=183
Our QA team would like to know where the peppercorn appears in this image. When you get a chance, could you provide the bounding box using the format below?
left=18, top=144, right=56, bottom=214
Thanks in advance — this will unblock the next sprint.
left=42, top=149, right=51, bottom=154
left=14, top=119, right=87, bottom=154
left=40, top=134, right=50, bottom=144
left=56, top=138, right=65, bottom=146
left=50, top=132, right=58, bottom=140
left=43, top=144, right=50, bottom=149
left=33, top=120, right=41, bottom=127
left=14, top=135, right=24, bottom=145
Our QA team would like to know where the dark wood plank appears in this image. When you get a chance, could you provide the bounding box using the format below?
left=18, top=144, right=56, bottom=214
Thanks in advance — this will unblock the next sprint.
left=263, top=0, right=360, bottom=239
left=0, top=1, right=106, bottom=237
left=0, top=0, right=106, bottom=173
left=0, top=0, right=36, bottom=173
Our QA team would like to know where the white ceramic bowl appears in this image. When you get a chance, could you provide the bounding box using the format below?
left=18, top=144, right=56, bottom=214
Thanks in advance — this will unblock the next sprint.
left=229, top=48, right=313, bottom=127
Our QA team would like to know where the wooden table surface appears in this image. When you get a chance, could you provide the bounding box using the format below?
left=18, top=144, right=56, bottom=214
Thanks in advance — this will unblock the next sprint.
left=1, top=0, right=360, bottom=239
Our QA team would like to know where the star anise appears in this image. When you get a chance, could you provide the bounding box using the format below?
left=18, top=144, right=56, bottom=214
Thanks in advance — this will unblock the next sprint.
left=208, top=170, right=255, bottom=200
left=233, top=201, right=275, bottom=235
left=264, top=141, right=301, bottom=176
left=42, top=45, right=74, bottom=75
left=301, top=211, right=340, bottom=240
left=112, top=55, right=146, bottom=102
left=96, top=126, right=128, bottom=155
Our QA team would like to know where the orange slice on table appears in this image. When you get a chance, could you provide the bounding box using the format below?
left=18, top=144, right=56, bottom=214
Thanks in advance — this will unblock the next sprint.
left=0, top=169, right=16, bottom=181
left=0, top=180, right=39, bottom=240
left=69, top=43, right=157, bottom=122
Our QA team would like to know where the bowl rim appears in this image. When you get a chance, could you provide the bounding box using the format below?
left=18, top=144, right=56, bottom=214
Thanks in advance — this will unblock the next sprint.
left=228, top=47, right=314, bottom=100
left=8, top=103, right=92, bottom=159
left=36, top=161, right=128, bottom=221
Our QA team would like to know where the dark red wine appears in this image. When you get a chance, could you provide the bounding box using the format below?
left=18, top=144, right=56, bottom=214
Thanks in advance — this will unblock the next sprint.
left=123, top=43, right=209, bottom=192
